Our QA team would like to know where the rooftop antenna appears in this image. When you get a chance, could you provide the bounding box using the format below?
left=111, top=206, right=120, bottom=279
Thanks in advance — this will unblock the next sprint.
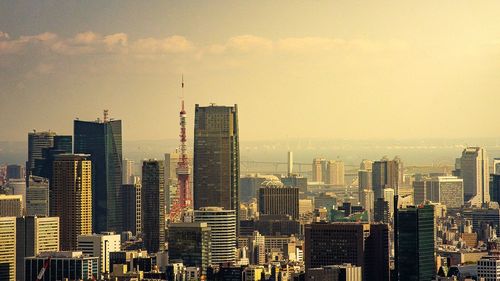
left=103, top=109, right=109, bottom=123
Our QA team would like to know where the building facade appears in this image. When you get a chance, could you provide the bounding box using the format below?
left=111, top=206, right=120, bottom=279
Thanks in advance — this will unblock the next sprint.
left=25, top=251, right=99, bottom=281
left=26, top=176, right=49, bottom=216
left=258, top=182, right=299, bottom=220
left=460, top=147, right=490, bottom=206
left=121, top=183, right=141, bottom=236
left=77, top=232, right=121, bottom=275
left=168, top=222, right=212, bottom=274
left=0, top=217, right=16, bottom=281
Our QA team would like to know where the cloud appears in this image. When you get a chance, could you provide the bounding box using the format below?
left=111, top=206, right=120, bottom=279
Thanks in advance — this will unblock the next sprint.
left=131, top=35, right=194, bottom=54
left=225, top=35, right=273, bottom=52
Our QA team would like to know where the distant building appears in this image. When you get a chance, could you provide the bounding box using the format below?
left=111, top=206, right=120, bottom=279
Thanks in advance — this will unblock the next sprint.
left=327, top=160, right=345, bottom=186
left=0, top=195, right=22, bottom=217
left=5, top=179, right=26, bottom=210
left=74, top=118, right=123, bottom=233
left=374, top=198, right=389, bottom=224
left=412, top=180, right=428, bottom=205
left=358, top=170, right=372, bottom=199
left=141, top=160, right=165, bottom=253
left=52, top=154, right=92, bottom=250
left=427, top=176, right=464, bottom=208
left=122, top=159, right=134, bottom=185
left=25, top=251, right=99, bottom=281
left=494, top=158, right=500, bottom=175
left=491, top=174, right=500, bottom=204
left=463, top=208, right=500, bottom=237
left=258, top=179, right=299, bottom=220
left=281, top=174, right=308, bottom=193
left=194, top=207, right=236, bottom=265
left=240, top=174, right=270, bottom=202
left=312, top=158, right=326, bottom=183
left=372, top=157, right=403, bottom=199
left=121, top=183, right=141, bottom=236
left=460, top=147, right=490, bottom=206
left=16, top=216, right=59, bottom=281
left=32, top=135, right=72, bottom=187
left=396, top=204, right=435, bottom=281
left=26, top=176, right=49, bottom=216
left=305, top=222, right=389, bottom=281
left=193, top=104, right=240, bottom=230
left=5, top=165, right=22, bottom=180
left=77, top=232, right=121, bottom=275
left=0, top=217, right=16, bottom=281
left=168, top=222, right=212, bottom=274
left=27, top=131, right=56, bottom=178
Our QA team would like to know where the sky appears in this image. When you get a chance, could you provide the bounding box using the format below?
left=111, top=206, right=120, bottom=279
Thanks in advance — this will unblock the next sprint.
left=1, top=0, right=500, bottom=142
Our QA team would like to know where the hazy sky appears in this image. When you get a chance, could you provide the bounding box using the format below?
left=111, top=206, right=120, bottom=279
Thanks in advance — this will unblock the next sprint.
left=2, top=0, right=500, bottom=141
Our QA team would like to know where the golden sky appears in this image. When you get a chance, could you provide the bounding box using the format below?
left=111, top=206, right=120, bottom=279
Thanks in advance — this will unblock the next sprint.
left=1, top=1, right=500, bottom=141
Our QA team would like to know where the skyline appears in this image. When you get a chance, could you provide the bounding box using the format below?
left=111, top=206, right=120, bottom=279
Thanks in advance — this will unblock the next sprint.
left=2, top=1, right=500, bottom=141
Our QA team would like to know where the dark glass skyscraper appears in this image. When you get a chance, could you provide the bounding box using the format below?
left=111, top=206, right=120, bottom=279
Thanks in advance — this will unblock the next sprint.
left=396, top=204, right=435, bottom=281
left=27, top=131, right=56, bottom=181
left=193, top=104, right=240, bottom=222
left=141, top=160, right=165, bottom=253
left=74, top=119, right=122, bottom=233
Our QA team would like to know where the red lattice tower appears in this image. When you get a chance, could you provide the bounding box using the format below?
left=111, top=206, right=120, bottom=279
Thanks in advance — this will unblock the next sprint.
left=170, top=77, right=192, bottom=221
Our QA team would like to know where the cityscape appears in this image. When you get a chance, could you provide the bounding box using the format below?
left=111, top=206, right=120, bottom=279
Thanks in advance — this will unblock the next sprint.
left=2, top=1, right=500, bottom=281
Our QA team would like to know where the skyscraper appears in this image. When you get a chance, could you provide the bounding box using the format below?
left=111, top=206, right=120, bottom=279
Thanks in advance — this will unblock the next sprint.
left=327, top=160, right=345, bottom=186
left=27, top=130, right=56, bottom=178
left=33, top=135, right=72, bottom=183
left=0, top=217, right=16, bottom=281
left=427, top=176, right=464, bottom=209
left=372, top=157, right=402, bottom=199
left=74, top=118, right=122, bottom=233
left=193, top=105, right=240, bottom=226
left=194, top=207, right=236, bottom=265
left=141, top=160, right=165, bottom=253
left=52, top=154, right=92, bottom=250
left=122, top=159, right=134, bottom=185
left=312, top=158, right=324, bottom=182
left=304, top=222, right=389, bottom=280
left=16, top=216, right=59, bottom=281
left=460, top=147, right=490, bottom=206
left=121, top=183, right=141, bottom=236
left=6, top=165, right=22, bottom=180
left=26, top=175, right=49, bottom=216
left=396, top=204, right=435, bottom=281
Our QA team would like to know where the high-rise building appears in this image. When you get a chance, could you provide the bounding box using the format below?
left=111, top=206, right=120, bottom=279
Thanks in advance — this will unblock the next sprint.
left=491, top=174, right=500, bottom=204
left=16, top=216, right=59, bottom=281
left=77, top=232, right=121, bottom=275
left=141, top=160, right=165, bottom=253
left=74, top=118, right=122, bottom=233
left=194, top=207, right=237, bottom=265
left=327, top=160, right=345, bottom=186
left=306, top=264, right=363, bottom=281
left=32, top=135, right=72, bottom=186
left=26, top=176, right=49, bottom=216
left=460, top=147, right=490, bottom=206
left=427, top=176, right=464, bottom=208
left=494, top=158, right=500, bottom=175
left=27, top=130, right=56, bottom=178
left=412, top=180, right=428, bottom=205
left=359, top=159, right=373, bottom=171
left=281, top=174, right=308, bottom=193
left=248, top=230, right=266, bottom=265
left=122, top=159, right=134, bottom=185
left=121, top=183, right=141, bottom=236
left=396, top=204, right=435, bottom=281
left=0, top=217, right=16, bottom=281
left=25, top=251, right=99, bottom=281
left=52, top=154, right=92, bottom=250
left=0, top=195, right=22, bottom=217
left=193, top=105, right=240, bottom=228
left=372, top=157, right=402, bottom=199
left=304, top=222, right=389, bottom=281
left=360, top=189, right=374, bottom=221
left=358, top=170, right=372, bottom=200
left=168, top=222, right=212, bottom=274
left=5, top=179, right=26, bottom=210
left=6, top=165, right=22, bottom=180
left=374, top=198, right=389, bottom=224
left=258, top=180, right=299, bottom=220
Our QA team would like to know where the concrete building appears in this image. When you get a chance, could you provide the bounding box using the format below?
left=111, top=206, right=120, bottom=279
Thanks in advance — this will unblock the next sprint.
left=26, top=176, right=49, bottom=216
left=312, top=158, right=325, bottom=183
left=372, top=157, right=403, bottom=199
left=194, top=207, right=237, bottom=265
left=168, top=222, right=212, bottom=274
left=121, top=183, right=141, bottom=236
left=0, top=194, right=22, bottom=217
left=304, top=222, right=389, bottom=281
left=358, top=170, right=372, bottom=199
left=25, top=251, right=99, bottom=281
left=0, top=217, right=16, bottom=281
left=193, top=104, right=240, bottom=230
left=77, top=232, right=121, bottom=275
left=258, top=179, right=299, bottom=220
left=460, top=147, right=490, bottom=206
left=52, top=154, right=92, bottom=250
left=141, top=160, right=165, bottom=253
left=16, top=216, right=59, bottom=281
left=122, top=159, right=134, bottom=185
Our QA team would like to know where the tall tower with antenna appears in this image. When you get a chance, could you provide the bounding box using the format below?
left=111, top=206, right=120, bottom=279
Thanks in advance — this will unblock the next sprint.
left=170, top=76, right=192, bottom=221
